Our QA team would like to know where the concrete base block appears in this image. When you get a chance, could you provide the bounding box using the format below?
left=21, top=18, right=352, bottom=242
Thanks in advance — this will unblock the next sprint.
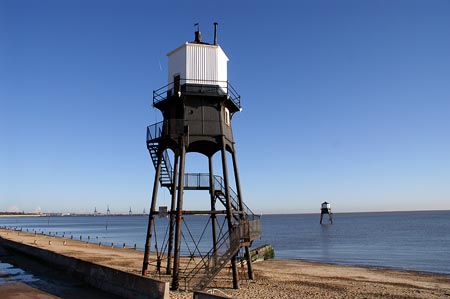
left=193, top=290, right=231, bottom=299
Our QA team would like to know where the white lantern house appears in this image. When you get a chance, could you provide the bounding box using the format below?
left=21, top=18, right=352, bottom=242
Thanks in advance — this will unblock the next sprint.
left=167, top=42, right=229, bottom=94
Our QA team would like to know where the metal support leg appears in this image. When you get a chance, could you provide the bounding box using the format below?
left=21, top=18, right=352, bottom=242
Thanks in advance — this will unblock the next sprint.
left=142, top=151, right=163, bottom=275
left=166, top=154, right=179, bottom=275
left=171, top=144, right=186, bottom=290
left=221, top=141, right=239, bottom=289
left=208, top=155, right=218, bottom=260
left=231, top=147, right=254, bottom=280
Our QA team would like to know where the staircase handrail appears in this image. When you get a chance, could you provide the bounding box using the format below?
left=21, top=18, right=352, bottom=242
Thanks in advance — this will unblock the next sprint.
left=146, top=121, right=164, bottom=142
left=213, top=175, right=256, bottom=218
left=146, top=122, right=173, bottom=185
left=185, top=224, right=241, bottom=289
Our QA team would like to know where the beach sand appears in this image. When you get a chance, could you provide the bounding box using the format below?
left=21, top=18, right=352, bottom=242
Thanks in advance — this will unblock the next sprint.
left=1, top=229, right=449, bottom=298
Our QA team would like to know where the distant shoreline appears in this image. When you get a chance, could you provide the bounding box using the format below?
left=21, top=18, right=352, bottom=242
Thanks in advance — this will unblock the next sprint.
left=2, top=209, right=449, bottom=217
left=0, top=213, right=148, bottom=218
left=0, top=214, right=42, bottom=218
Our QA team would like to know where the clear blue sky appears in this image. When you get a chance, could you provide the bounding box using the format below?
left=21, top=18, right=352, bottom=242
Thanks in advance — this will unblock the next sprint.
left=1, top=0, right=449, bottom=214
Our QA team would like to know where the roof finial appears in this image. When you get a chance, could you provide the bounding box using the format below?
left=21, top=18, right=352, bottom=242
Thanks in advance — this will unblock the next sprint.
left=194, top=23, right=201, bottom=43
left=213, top=22, right=218, bottom=45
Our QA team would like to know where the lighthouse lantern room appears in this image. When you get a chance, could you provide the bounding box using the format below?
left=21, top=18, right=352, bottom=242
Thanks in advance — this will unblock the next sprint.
left=167, top=42, right=229, bottom=90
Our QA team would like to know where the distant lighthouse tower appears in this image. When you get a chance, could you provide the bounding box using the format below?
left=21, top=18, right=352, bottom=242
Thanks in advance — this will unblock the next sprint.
left=320, top=201, right=333, bottom=224
left=142, top=23, right=261, bottom=291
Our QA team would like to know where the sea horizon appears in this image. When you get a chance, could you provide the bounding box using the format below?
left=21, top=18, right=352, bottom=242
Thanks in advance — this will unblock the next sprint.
left=1, top=210, right=449, bottom=276
left=2, top=208, right=450, bottom=217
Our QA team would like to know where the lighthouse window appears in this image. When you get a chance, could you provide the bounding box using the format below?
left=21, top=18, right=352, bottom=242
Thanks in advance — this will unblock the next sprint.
left=224, top=108, right=230, bottom=126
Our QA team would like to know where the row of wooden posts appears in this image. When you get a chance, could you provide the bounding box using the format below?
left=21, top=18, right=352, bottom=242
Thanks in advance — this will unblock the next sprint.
left=1, top=226, right=137, bottom=250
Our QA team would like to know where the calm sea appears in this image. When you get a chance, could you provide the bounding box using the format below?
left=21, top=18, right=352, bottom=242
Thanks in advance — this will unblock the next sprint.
left=1, top=210, right=449, bottom=276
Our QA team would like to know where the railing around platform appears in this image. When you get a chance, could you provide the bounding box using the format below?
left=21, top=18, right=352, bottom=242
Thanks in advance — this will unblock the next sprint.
left=146, top=120, right=185, bottom=143
left=153, top=79, right=241, bottom=109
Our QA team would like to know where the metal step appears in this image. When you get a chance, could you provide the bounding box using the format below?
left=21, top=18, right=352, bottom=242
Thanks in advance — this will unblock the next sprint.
left=194, top=243, right=240, bottom=290
left=147, top=142, right=173, bottom=193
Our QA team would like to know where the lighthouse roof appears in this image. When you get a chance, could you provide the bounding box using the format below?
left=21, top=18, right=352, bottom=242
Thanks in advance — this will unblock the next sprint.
left=167, top=42, right=229, bottom=61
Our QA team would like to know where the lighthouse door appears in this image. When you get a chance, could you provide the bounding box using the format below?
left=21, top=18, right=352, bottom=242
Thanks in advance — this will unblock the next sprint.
left=174, top=74, right=181, bottom=95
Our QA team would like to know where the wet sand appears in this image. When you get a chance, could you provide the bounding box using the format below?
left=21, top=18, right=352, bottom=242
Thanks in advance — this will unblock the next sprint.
left=0, top=282, right=60, bottom=299
left=0, top=239, right=125, bottom=299
left=1, top=228, right=449, bottom=298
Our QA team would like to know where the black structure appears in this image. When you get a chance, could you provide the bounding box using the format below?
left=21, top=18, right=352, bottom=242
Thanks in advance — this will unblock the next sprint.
left=320, top=201, right=333, bottom=224
left=142, top=26, right=261, bottom=291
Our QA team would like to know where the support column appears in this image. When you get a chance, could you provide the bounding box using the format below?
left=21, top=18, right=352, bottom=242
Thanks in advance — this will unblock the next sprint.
left=220, top=141, right=239, bottom=289
left=166, top=153, right=179, bottom=275
left=171, top=143, right=186, bottom=290
left=320, top=209, right=333, bottom=224
left=142, top=151, right=163, bottom=275
left=208, top=155, right=218, bottom=259
left=231, top=146, right=254, bottom=280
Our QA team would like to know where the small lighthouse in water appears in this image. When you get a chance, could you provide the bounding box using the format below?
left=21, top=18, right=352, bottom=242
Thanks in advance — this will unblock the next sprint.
left=320, top=201, right=333, bottom=224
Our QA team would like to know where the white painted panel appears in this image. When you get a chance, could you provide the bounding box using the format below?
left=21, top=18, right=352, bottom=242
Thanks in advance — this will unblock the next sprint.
left=186, top=44, right=216, bottom=84
left=167, top=44, right=187, bottom=84
left=167, top=43, right=229, bottom=88
left=321, top=203, right=331, bottom=209
left=216, top=47, right=228, bottom=91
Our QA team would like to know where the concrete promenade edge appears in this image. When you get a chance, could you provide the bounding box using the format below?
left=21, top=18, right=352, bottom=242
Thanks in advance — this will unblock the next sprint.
left=0, top=236, right=169, bottom=299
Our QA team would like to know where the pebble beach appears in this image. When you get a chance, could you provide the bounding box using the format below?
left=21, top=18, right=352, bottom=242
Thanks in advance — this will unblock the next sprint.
left=1, top=228, right=449, bottom=298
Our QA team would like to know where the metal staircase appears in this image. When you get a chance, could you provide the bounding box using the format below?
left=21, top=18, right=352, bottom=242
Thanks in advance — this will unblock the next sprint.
left=146, top=123, right=261, bottom=290
left=184, top=226, right=241, bottom=290
left=146, top=123, right=173, bottom=191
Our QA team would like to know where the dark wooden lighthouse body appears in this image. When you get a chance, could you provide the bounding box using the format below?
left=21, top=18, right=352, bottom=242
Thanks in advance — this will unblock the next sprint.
left=142, top=31, right=261, bottom=291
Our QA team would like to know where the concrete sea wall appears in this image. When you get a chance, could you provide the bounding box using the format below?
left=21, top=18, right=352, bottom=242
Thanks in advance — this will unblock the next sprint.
left=250, top=244, right=274, bottom=261
left=0, top=236, right=169, bottom=299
